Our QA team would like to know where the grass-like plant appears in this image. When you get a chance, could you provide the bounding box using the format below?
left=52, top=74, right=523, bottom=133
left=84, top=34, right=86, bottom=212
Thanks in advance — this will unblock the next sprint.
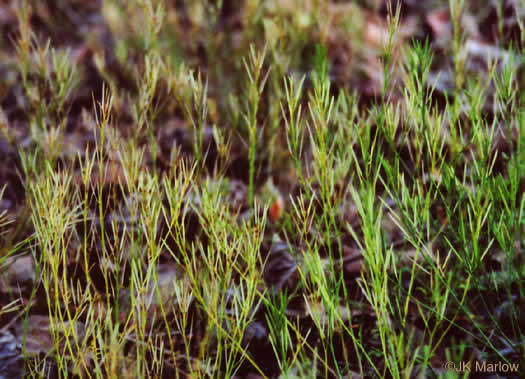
left=0, top=0, right=523, bottom=377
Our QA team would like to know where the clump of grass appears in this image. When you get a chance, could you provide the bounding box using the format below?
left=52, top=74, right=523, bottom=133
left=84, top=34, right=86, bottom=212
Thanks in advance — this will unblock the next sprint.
left=0, top=0, right=524, bottom=377
left=242, top=43, right=270, bottom=209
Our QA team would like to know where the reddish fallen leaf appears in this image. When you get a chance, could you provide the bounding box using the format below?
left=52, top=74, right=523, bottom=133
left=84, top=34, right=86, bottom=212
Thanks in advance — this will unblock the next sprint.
left=269, top=195, right=284, bottom=222
left=426, top=8, right=450, bottom=40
